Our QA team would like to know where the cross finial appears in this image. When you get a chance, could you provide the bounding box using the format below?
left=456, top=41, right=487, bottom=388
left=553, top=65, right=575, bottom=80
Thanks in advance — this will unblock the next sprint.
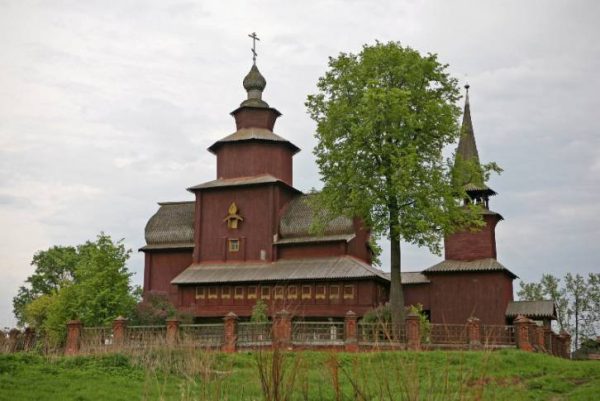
left=248, top=32, right=260, bottom=65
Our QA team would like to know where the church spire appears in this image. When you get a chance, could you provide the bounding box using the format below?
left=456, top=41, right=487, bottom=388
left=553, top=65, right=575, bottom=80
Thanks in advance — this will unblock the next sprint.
left=240, top=32, right=269, bottom=108
left=454, top=84, right=496, bottom=206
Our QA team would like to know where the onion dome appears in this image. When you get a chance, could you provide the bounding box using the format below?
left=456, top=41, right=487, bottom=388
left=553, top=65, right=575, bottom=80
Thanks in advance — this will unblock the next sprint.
left=241, top=64, right=269, bottom=108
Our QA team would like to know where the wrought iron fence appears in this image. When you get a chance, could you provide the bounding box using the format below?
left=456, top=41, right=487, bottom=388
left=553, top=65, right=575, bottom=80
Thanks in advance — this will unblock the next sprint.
left=126, top=325, right=167, bottom=348
left=237, top=322, right=272, bottom=346
left=180, top=323, right=224, bottom=348
left=481, top=325, right=515, bottom=345
left=292, top=321, right=344, bottom=345
left=429, top=324, right=467, bottom=344
left=358, top=322, right=406, bottom=344
left=80, top=327, right=113, bottom=353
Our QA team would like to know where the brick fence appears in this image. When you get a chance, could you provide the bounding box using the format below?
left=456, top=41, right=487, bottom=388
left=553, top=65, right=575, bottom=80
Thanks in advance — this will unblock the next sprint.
left=61, top=311, right=570, bottom=359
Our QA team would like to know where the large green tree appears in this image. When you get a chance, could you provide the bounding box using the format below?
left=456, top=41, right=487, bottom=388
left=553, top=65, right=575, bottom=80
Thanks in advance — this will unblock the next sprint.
left=14, top=233, right=140, bottom=344
left=306, top=42, right=485, bottom=332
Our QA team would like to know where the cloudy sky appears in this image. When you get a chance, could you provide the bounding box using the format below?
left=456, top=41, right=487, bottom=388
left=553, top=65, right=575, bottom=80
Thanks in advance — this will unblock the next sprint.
left=1, top=0, right=599, bottom=327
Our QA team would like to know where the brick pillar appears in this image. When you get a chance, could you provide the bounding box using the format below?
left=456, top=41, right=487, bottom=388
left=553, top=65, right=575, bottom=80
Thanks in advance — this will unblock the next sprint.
left=535, top=326, right=545, bottom=352
left=273, top=309, right=292, bottom=349
left=560, top=331, right=571, bottom=359
left=543, top=327, right=552, bottom=354
left=344, top=311, right=358, bottom=352
left=222, top=312, right=238, bottom=353
left=467, top=317, right=482, bottom=349
left=166, top=318, right=180, bottom=347
left=514, top=315, right=533, bottom=352
left=405, top=313, right=421, bottom=351
left=113, top=316, right=128, bottom=347
left=65, top=320, right=82, bottom=355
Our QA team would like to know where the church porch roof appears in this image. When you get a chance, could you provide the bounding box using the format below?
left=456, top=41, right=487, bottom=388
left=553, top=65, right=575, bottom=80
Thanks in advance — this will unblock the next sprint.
left=424, top=258, right=517, bottom=279
left=172, top=256, right=389, bottom=285
left=506, top=300, right=556, bottom=319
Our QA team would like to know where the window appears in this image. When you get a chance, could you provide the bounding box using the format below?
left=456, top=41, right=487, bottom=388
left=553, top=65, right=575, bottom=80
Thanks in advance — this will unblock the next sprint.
left=261, top=286, right=271, bottom=300
left=208, top=287, right=218, bottom=299
left=343, top=285, right=355, bottom=300
left=234, top=286, right=244, bottom=300
left=287, top=285, right=298, bottom=300
left=329, top=285, right=340, bottom=300
left=274, top=286, right=284, bottom=300
left=221, top=286, right=231, bottom=299
left=302, top=285, right=312, bottom=300
left=228, top=239, right=240, bottom=252
left=316, top=285, right=326, bottom=300
left=195, top=287, right=205, bottom=300
left=247, top=286, right=257, bottom=300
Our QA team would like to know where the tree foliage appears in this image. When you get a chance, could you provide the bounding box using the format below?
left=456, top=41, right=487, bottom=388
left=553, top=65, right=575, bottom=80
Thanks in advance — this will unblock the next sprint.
left=14, top=233, right=140, bottom=344
left=518, top=272, right=600, bottom=349
left=306, top=41, right=487, bottom=331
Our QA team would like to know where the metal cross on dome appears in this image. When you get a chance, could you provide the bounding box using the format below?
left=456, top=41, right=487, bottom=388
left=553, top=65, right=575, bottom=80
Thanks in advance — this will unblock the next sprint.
left=248, top=32, right=260, bottom=64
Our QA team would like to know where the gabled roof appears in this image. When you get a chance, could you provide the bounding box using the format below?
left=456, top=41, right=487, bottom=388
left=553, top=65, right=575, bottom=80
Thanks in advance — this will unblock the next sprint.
left=141, top=201, right=195, bottom=251
left=171, top=256, right=388, bottom=284
left=506, top=300, right=556, bottom=319
left=279, top=194, right=355, bottom=239
left=424, top=258, right=517, bottom=279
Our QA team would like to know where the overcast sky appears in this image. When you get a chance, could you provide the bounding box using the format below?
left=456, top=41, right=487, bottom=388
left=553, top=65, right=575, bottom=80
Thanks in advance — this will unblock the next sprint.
left=1, top=0, right=599, bottom=328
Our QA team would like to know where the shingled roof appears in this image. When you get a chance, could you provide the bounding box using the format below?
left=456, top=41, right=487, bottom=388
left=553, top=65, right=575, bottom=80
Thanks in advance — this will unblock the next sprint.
left=506, top=300, right=556, bottom=319
left=424, top=258, right=517, bottom=279
left=208, top=128, right=299, bottom=154
left=279, top=195, right=355, bottom=239
left=382, top=272, right=430, bottom=284
left=141, top=201, right=195, bottom=251
left=172, top=256, right=388, bottom=284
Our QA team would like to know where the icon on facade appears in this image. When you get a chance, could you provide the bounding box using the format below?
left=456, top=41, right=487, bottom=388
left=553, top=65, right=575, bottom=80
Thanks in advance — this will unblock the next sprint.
left=224, top=202, right=244, bottom=229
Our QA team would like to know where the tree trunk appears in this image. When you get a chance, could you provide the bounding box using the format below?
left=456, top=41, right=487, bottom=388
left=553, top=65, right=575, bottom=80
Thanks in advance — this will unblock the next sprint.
left=389, top=206, right=405, bottom=339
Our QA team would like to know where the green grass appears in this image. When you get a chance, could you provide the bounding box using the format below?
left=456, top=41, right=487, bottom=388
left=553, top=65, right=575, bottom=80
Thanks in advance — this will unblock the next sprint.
left=0, top=350, right=598, bottom=400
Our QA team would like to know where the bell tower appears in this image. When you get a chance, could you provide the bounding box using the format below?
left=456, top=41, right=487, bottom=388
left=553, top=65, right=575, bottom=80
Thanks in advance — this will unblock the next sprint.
left=445, top=85, right=503, bottom=261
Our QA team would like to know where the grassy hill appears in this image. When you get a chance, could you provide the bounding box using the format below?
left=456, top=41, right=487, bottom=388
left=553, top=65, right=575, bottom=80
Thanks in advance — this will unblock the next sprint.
left=0, top=349, right=599, bottom=400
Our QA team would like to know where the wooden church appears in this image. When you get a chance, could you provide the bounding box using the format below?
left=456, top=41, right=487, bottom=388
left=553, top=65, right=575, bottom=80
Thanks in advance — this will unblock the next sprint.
left=140, top=59, right=555, bottom=326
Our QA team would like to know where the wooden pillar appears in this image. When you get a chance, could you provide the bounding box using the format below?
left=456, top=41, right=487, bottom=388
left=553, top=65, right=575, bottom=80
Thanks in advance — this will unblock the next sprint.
left=273, top=309, right=292, bottom=349
left=222, top=312, right=238, bottom=353
left=467, top=317, right=482, bottom=349
left=166, top=318, right=180, bottom=347
left=113, top=316, right=128, bottom=347
left=405, top=313, right=421, bottom=351
left=65, top=320, right=82, bottom=355
left=514, top=315, right=533, bottom=352
left=344, top=311, right=358, bottom=352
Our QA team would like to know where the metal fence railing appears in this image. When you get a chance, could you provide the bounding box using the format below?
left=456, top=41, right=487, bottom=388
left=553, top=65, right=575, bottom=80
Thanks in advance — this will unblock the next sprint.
left=292, top=321, right=344, bottom=345
left=429, top=324, right=467, bottom=344
left=180, top=324, right=224, bottom=348
left=481, top=325, right=515, bottom=345
left=358, top=322, right=406, bottom=344
left=237, top=322, right=272, bottom=346
left=126, top=325, right=167, bottom=348
left=80, top=326, right=113, bottom=353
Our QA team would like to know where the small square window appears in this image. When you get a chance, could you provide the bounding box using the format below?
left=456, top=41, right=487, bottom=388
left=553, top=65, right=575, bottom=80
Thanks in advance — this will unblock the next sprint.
left=228, top=239, right=240, bottom=252
left=316, top=285, right=326, bottom=300
left=302, top=285, right=312, bottom=299
left=195, top=287, right=205, bottom=299
left=222, top=286, right=231, bottom=299
left=208, top=287, right=218, bottom=299
left=261, top=286, right=271, bottom=300
left=287, top=286, right=298, bottom=300
left=274, top=286, right=284, bottom=300
left=329, top=285, right=340, bottom=300
left=248, top=286, right=257, bottom=300
left=234, top=286, right=244, bottom=300
left=343, top=285, right=355, bottom=300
